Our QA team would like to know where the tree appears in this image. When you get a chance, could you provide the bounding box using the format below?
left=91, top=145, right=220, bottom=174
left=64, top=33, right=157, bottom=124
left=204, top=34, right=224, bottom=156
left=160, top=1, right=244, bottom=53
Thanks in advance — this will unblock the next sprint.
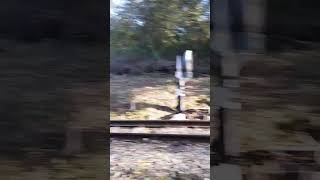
left=110, top=0, right=209, bottom=60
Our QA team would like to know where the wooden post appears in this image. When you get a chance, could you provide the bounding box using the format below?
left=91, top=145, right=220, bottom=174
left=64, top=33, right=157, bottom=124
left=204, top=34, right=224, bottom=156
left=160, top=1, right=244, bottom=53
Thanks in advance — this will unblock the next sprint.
left=176, top=79, right=185, bottom=112
left=175, top=55, right=184, bottom=113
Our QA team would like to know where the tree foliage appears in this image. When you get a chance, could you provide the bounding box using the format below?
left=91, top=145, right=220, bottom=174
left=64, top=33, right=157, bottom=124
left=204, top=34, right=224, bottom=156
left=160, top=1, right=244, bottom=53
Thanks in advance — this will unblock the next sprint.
left=110, top=0, right=210, bottom=60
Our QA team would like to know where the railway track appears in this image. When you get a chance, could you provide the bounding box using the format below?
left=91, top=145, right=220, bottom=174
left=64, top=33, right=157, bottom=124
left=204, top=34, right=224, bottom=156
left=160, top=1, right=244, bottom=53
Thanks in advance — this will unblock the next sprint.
left=110, top=133, right=210, bottom=142
left=110, top=120, right=210, bottom=142
left=110, top=120, right=210, bottom=128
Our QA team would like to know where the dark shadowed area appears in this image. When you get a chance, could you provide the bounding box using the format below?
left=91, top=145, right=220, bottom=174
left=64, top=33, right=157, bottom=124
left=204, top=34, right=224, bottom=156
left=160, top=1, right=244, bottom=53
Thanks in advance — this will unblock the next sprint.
left=0, top=1, right=108, bottom=179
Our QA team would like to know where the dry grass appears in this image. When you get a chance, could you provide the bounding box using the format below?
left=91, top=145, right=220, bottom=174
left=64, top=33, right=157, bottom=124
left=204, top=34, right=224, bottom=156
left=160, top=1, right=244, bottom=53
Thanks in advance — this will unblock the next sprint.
left=110, top=73, right=210, bottom=120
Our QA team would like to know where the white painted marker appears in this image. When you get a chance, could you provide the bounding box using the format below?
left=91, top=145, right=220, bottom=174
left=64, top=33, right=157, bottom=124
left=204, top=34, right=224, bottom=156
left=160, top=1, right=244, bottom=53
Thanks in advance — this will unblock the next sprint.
left=184, top=50, right=193, bottom=78
left=176, top=55, right=182, bottom=71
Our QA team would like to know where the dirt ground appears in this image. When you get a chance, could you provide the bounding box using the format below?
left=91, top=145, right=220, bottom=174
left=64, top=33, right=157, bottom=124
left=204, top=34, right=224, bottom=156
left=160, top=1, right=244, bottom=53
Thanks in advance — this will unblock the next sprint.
left=0, top=153, right=107, bottom=180
left=110, top=73, right=210, bottom=120
left=237, top=47, right=320, bottom=151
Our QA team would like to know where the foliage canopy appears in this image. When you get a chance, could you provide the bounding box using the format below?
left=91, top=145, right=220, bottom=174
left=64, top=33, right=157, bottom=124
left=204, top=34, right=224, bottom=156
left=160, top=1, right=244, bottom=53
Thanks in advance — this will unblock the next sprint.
left=110, top=0, right=210, bottom=60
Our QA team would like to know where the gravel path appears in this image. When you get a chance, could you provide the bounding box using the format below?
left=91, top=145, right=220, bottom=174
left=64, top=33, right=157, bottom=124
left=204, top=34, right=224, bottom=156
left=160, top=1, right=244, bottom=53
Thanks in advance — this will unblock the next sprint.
left=111, top=127, right=210, bottom=135
left=111, top=139, right=210, bottom=180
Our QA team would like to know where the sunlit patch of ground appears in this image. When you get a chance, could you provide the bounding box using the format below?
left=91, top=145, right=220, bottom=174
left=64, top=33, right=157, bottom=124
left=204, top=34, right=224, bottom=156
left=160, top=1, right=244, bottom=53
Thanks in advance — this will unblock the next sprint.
left=110, top=73, right=210, bottom=120
left=111, top=139, right=210, bottom=179
left=111, top=127, right=210, bottom=135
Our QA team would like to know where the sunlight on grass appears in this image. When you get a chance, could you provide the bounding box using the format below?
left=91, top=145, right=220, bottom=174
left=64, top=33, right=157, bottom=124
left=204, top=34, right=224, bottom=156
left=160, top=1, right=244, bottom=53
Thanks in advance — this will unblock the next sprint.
left=110, top=74, right=209, bottom=120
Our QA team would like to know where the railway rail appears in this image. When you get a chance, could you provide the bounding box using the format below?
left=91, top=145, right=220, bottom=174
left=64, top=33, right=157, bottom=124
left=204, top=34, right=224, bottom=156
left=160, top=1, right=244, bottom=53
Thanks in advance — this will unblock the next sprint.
left=110, top=120, right=210, bottom=142
left=110, top=120, right=210, bottom=128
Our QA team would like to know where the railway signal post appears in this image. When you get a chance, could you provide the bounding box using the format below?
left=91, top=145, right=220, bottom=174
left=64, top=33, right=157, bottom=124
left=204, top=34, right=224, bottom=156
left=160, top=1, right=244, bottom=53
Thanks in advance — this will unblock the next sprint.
left=175, top=50, right=193, bottom=114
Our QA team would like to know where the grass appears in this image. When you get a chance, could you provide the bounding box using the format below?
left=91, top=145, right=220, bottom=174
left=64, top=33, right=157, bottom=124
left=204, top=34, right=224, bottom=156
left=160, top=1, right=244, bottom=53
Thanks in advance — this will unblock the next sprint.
left=110, top=73, right=210, bottom=120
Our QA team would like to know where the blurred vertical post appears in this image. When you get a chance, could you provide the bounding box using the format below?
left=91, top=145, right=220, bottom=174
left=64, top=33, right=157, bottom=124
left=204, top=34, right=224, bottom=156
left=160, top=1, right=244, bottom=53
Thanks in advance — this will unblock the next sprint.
left=175, top=55, right=185, bottom=112
left=212, top=0, right=244, bottom=179
left=175, top=50, right=193, bottom=113
left=184, top=50, right=194, bottom=79
left=213, top=0, right=243, bottom=160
